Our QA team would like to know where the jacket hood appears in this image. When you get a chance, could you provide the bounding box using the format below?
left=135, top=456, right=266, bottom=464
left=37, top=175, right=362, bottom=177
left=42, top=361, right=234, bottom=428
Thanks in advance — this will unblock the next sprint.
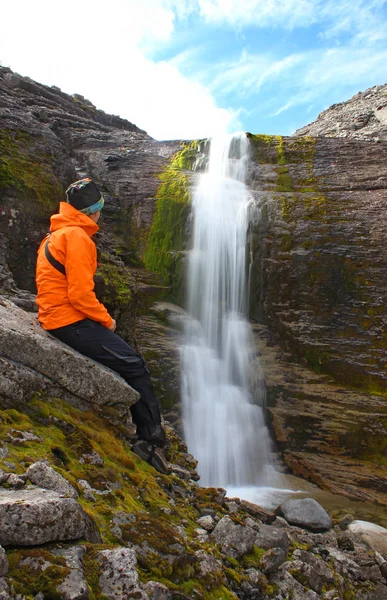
left=50, top=202, right=99, bottom=236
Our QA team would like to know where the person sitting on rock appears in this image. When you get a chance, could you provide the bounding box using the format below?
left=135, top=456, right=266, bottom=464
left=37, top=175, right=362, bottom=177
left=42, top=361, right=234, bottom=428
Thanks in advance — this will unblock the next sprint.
left=35, top=177, right=168, bottom=473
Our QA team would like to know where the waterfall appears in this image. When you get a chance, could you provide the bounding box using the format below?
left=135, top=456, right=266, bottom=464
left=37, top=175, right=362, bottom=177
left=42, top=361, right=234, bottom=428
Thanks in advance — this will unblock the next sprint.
left=181, top=132, right=275, bottom=489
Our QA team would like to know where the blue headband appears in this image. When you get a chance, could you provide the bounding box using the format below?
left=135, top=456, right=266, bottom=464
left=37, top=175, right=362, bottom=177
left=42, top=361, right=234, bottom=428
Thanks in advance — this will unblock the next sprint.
left=79, top=196, right=104, bottom=216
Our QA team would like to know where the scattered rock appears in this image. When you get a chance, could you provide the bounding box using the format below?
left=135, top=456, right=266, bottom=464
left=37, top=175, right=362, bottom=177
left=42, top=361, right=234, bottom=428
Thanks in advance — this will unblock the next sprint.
left=5, top=473, right=25, bottom=489
left=240, top=499, right=276, bottom=524
left=0, top=470, right=10, bottom=485
left=7, top=429, right=42, bottom=445
left=27, top=461, right=78, bottom=498
left=254, top=523, right=290, bottom=552
left=210, top=516, right=257, bottom=558
left=259, top=547, right=287, bottom=574
left=0, top=487, right=99, bottom=546
left=0, top=547, right=8, bottom=577
left=53, top=546, right=89, bottom=600
left=77, top=480, right=96, bottom=502
left=144, top=581, right=170, bottom=600
left=349, top=521, right=387, bottom=559
left=196, top=515, right=215, bottom=531
left=278, top=498, right=332, bottom=532
left=97, top=547, right=146, bottom=599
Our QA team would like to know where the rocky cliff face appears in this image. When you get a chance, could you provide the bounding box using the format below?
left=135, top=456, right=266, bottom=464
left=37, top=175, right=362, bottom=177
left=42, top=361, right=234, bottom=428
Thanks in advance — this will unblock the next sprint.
left=2, top=67, right=387, bottom=518
left=294, top=83, right=387, bottom=141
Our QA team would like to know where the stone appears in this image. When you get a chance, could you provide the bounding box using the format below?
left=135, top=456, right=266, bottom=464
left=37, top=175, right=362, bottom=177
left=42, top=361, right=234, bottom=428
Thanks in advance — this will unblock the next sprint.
left=27, top=462, right=78, bottom=498
left=240, top=499, right=276, bottom=524
left=78, top=480, right=96, bottom=502
left=144, top=581, right=169, bottom=600
left=195, top=550, right=223, bottom=581
left=0, top=445, right=9, bottom=459
left=349, top=521, right=387, bottom=559
left=271, top=565, right=320, bottom=599
left=196, top=516, right=215, bottom=531
left=254, top=523, right=290, bottom=552
left=210, top=516, right=257, bottom=558
left=0, top=487, right=99, bottom=546
left=7, top=429, right=42, bottom=445
left=291, top=549, right=335, bottom=593
left=97, top=547, right=147, bottom=599
left=0, top=578, right=11, bottom=600
left=278, top=498, right=332, bottom=532
left=0, top=299, right=139, bottom=417
left=0, top=547, right=8, bottom=577
left=5, top=474, right=25, bottom=489
left=327, top=547, right=362, bottom=580
left=53, top=546, right=89, bottom=600
left=337, top=531, right=355, bottom=551
left=259, top=547, right=287, bottom=574
left=79, top=451, right=104, bottom=466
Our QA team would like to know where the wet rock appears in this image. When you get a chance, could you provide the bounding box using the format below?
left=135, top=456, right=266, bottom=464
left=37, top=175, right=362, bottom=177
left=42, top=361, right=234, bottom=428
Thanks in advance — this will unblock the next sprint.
left=254, top=523, right=290, bottom=552
left=259, top=547, right=287, bottom=574
left=278, top=498, right=332, bottom=532
left=0, top=547, right=8, bottom=577
left=97, top=547, right=146, bottom=600
left=210, top=516, right=257, bottom=558
left=0, top=487, right=99, bottom=546
left=27, top=461, right=78, bottom=498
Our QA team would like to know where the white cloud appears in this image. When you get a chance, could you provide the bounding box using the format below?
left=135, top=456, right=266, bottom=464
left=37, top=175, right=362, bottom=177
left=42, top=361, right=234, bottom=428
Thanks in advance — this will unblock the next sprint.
left=0, top=0, right=233, bottom=140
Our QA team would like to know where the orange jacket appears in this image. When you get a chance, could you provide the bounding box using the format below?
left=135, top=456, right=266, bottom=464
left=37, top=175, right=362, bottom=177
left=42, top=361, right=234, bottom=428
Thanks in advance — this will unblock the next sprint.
left=36, top=202, right=113, bottom=330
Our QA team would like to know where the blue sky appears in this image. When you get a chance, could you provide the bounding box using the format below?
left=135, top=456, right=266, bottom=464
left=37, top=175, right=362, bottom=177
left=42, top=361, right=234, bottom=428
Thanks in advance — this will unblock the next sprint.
left=1, top=0, right=387, bottom=139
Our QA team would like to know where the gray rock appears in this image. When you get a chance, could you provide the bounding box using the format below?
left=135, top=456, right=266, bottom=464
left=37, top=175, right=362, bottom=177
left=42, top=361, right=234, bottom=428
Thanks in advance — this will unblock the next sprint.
left=195, top=550, right=223, bottom=579
left=0, top=471, right=10, bottom=485
left=144, top=581, right=169, bottom=600
left=97, top=547, right=147, bottom=599
left=53, top=546, right=89, bottom=600
left=0, top=578, right=11, bottom=600
left=288, top=550, right=335, bottom=593
left=327, top=547, right=362, bottom=580
left=254, top=523, right=290, bottom=552
left=259, top=547, right=287, bottom=574
left=196, top=515, right=215, bottom=531
left=271, top=566, right=320, bottom=599
left=210, top=516, right=257, bottom=558
left=349, top=521, right=387, bottom=559
left=278, top=498, right=332, bottom=532
left=0, top=445, right=9, bottom=459
left=0, top=299, right=139, bottom=416
left=0, top=487, right=99, bottom=546
left=7, top=429, right=42, bottom=445
left=27, top=462, right=78, bottom=498
left=5, top=474, right=25, bottom=489
left=0, top=547, right=8, bottom=577
left=77, top=480, right=96, bottom=502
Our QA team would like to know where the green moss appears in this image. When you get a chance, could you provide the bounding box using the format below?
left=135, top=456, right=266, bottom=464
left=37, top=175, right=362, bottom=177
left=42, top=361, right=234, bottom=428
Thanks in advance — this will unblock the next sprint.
left=96, top=253, right=133, bottom=306
left=143, top=148, right=192, bottom=303
left=7, top=549, right=70, bottom=599
left=204, top=585, right=239, bottom=600
left=241, top=545, right=266, bottom=568
left=0, top=129, right=63, bottom=209
left=275, top=167, right=293, bottom=192
left=171, top=140, right=201, bottom=170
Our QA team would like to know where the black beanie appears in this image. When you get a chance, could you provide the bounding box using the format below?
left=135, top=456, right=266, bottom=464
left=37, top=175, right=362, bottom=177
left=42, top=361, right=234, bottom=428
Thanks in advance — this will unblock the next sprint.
left=65, top=178, right=102, bottom=212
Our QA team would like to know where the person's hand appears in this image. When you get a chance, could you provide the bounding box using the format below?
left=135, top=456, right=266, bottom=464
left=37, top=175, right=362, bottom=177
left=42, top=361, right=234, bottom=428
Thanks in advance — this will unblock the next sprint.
left=109, top=319, right=116, bottom=332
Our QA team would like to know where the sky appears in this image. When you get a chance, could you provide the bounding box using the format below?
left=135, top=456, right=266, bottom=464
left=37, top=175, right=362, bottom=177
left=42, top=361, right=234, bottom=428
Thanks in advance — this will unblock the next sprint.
left=1, top=0, right=387, bottom=140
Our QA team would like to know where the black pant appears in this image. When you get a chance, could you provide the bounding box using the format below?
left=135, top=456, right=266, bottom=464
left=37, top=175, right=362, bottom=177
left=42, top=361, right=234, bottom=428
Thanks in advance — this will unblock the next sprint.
left=48, top=319, right=162, bottom=441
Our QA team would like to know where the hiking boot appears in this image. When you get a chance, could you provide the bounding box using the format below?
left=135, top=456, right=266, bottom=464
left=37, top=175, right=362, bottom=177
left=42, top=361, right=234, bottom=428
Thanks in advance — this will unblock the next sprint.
left=132, top=440, right=169, bottom=474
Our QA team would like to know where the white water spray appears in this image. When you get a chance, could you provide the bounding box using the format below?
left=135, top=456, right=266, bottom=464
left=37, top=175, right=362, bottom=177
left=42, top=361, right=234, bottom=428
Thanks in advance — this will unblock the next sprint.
left=181, top=133, right=275, bottom=488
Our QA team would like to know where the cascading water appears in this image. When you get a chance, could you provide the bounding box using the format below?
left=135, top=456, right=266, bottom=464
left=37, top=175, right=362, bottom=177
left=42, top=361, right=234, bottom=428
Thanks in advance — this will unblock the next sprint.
left=181, top=132, right=276, bottom=489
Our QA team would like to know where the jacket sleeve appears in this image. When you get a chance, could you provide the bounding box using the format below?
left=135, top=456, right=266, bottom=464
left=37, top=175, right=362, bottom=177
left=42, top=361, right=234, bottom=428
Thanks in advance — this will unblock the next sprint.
left=64, top=229, right=113, bottom=328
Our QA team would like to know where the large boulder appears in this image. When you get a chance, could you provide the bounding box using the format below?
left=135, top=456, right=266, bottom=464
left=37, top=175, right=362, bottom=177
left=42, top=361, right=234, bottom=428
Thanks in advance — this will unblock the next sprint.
left=0, top=487, right=100, bottom=546
left=0, top=297, right=139, bottom=416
